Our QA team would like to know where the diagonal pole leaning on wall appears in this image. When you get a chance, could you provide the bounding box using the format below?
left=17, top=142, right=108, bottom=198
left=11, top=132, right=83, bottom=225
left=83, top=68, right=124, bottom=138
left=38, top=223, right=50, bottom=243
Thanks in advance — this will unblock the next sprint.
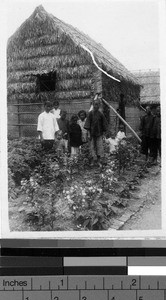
left=80, top=44, right=142, bottom=143
left=102, top=97, right=141, bottom=143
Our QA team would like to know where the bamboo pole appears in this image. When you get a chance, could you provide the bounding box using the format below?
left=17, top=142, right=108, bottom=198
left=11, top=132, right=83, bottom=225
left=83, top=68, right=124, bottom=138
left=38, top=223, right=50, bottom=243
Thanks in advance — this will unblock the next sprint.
left=139, top=104, right=146, bottom=112
left=80, top=44, right=141, bottom=142
left=102, top=97, right=142, bottom=143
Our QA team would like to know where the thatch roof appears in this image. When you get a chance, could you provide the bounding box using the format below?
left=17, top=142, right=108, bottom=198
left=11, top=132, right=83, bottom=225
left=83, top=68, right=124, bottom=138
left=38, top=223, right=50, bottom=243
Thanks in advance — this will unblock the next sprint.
left=8, top=5, right=139, bottom=86
left=133, top=70, right=160, bottom=104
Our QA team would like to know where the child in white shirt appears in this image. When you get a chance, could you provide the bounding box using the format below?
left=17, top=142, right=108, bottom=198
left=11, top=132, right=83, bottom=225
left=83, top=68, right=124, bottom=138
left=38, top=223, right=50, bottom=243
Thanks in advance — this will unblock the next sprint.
left=51, top=100, right=61, bottom=120
left=106, top=124, right=126, bottom=153
left=37, top=101, right=59, bottom=150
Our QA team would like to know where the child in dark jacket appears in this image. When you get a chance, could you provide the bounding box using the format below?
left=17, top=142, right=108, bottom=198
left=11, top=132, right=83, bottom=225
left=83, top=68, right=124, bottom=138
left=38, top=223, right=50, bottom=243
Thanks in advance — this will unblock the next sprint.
left=57, top=110, right=69, bottom=152
left=84, top=99, right=108, bottom=166
left=69, top=115, right=82, bottom=156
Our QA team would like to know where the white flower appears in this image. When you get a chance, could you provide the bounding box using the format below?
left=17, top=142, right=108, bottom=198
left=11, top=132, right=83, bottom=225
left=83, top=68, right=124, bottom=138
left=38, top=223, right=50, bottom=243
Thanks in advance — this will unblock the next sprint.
left=86, top=180, right=92, bottom=185
left=82, top=191, right=86, bottom=196
left=68, top=200, right=74, bottom=204
left=66, top=195, right=71, bottom=200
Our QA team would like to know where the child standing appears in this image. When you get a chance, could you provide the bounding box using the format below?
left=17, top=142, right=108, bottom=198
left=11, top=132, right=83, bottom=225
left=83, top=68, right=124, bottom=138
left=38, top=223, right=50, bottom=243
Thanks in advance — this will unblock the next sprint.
left=77, top=110, right=88, bottom=143
left=115, top=124, right=126, bottom=144
left=69, top=115, right=82, bottom=156
left=55, top=130, right=66, bottom=157
left=57, top=110, right=69, bottom=152
left=84, top=99, right=108, bottom=166
left=106, top=124, right=126, bottom=154
left=51, top=100, right=61, bottom=120
left=37, top=101, right=59, bottom=150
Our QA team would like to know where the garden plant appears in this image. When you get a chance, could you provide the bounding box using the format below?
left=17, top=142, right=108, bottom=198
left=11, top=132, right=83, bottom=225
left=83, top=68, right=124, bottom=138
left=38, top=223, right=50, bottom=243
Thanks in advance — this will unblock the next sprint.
left=8, top=137, right=148, bottom=231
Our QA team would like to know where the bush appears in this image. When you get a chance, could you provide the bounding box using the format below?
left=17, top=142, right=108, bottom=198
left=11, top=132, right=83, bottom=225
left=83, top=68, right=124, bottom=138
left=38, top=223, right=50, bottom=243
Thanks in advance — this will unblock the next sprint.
left=115, top=140, right=140, bottom=174
left=8, top=137, right=144, bottom=231
left=8, top=138, right=42, bottom=185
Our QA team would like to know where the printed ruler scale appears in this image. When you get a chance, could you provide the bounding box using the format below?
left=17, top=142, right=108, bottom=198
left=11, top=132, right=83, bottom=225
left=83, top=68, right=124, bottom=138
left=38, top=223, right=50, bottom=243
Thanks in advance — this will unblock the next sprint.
left=1, top=275, right=166, bottom=300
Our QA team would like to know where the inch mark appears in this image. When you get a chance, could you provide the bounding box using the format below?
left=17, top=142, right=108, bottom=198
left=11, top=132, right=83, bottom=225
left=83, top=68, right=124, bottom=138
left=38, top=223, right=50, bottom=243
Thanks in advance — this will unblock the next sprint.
left=157, top=281, right=159, bottom=290
left=67, top=276, right=69, bottom=290
left=121, top=281, right=123, bottom=290
left=103, top=277, right=105, bottom=289
left=22, top=287, right=24, bottom=300
left=85, top=281, right=87, bottom=290
left=139, top=276, right=141, bottom=290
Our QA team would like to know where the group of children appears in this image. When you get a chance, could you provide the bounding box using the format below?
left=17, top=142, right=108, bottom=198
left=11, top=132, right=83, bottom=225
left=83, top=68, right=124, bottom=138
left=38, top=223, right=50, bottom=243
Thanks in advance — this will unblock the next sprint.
left=37, top=100, right=161, bottom=167
left=37, top=99, right=108, bottom=165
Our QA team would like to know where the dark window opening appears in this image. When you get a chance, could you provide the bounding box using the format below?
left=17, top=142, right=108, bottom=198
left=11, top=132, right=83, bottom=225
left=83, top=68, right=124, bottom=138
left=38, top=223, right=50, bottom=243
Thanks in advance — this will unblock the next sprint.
left=37, top=72, right=56, bottom=92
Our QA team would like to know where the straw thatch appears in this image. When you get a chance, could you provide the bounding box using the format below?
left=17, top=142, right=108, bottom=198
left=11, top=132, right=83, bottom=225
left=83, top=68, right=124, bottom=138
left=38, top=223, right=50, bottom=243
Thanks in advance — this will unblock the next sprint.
left=7, top=5, right=141, bottom=138
left=7, top=5, right=140, bottom=102
left=133, top=70, right=160, bottom=105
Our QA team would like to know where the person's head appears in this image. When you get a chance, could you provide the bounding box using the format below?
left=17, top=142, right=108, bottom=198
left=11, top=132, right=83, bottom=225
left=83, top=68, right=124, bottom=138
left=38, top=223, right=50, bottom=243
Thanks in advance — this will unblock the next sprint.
left=44, top=101, right=52, bottom=113
left=78, top=110, right=87, bottom=121
left=71, top=114, right=78, bottom=124
left=53, top=100, right=59, bottom=110
left=60, top=110, right=67, bottom=120
left=146, top=106, right=151, bottom=115
left=119, top=124, right=124, bottom=132
left=156, top=106, right=160, bottom=117
left=93, top=100, right=100, bottom=112
left=57, top=130, right=63, bottom=140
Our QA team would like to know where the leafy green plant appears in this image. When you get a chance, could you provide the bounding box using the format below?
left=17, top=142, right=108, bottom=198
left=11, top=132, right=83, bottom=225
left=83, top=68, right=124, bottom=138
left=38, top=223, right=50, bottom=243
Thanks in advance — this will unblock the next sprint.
left=115, top=140, right=139, bottom=174
left=8, top=138, right=43, bottom=185
left=8, top=168, right=17, bottom=200
left=8, top=137, right=146, bottom=231
left=19, top=178, right=62, bottom=230
left=64, top=180, right=117, bottom=230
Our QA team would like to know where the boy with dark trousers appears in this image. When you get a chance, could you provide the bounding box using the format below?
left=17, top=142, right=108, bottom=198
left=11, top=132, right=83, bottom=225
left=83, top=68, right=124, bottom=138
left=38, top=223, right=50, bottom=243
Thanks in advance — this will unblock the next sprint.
left=84, top=99, right=108, bottom=166
left=37, top=101, right=59, bottom=150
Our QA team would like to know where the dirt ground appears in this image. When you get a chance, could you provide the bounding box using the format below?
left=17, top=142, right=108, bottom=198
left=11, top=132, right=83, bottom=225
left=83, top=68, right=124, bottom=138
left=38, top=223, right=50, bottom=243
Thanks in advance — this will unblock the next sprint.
left=121, top=165, right=161, bottom=230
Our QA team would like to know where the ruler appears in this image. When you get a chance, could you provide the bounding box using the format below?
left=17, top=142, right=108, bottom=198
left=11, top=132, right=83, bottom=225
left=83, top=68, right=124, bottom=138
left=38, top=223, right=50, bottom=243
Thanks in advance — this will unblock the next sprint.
left=1, top=275, right=166, bottom=300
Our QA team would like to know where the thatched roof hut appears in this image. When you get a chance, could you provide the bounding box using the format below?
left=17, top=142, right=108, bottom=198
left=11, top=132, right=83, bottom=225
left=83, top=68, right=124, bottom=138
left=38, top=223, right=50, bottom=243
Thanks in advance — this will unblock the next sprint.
left=133, top=69, right=160, bottom=106
left=7, top=5, right=140, bottom=137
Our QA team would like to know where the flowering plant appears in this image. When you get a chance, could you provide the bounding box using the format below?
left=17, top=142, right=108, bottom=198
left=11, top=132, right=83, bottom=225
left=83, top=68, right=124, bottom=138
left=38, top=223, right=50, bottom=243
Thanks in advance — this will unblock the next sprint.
left=63, top=174, right=117, bottom=230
